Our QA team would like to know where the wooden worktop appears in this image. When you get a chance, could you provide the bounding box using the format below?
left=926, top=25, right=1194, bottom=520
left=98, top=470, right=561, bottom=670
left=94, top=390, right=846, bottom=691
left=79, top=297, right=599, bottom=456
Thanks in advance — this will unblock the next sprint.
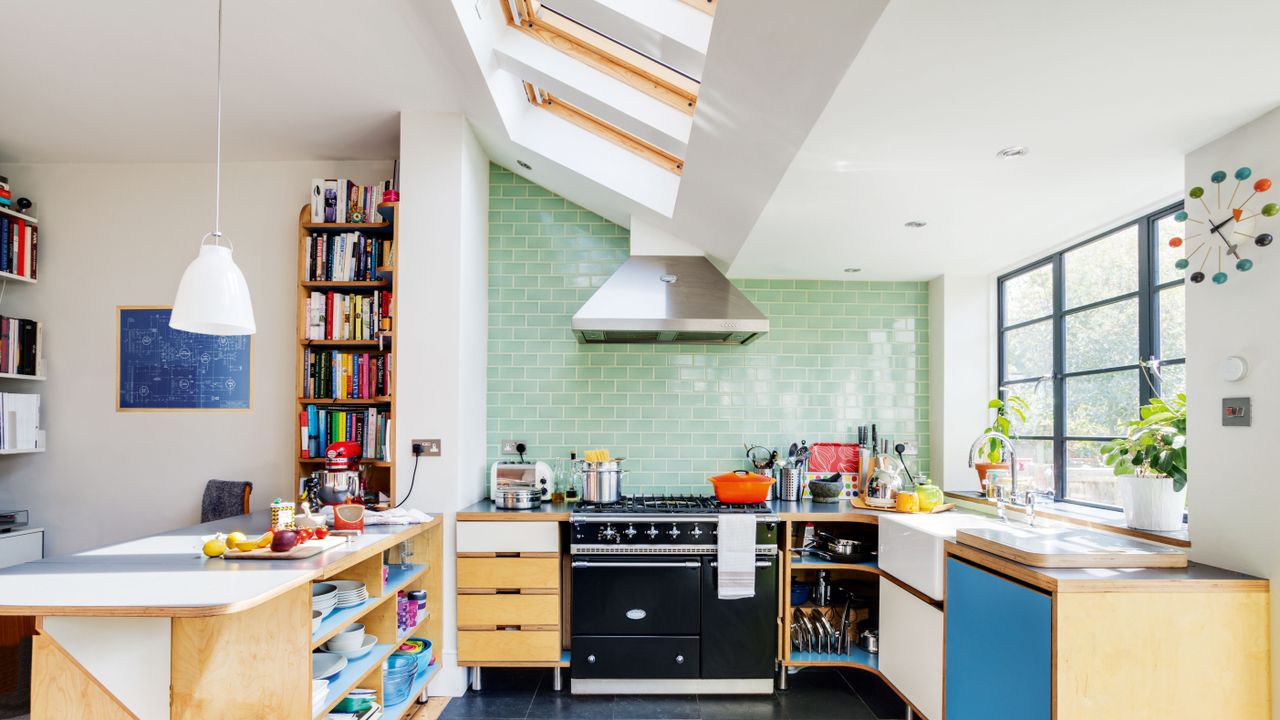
left=0, top=510, right=441, bottom=617
left=945, top=539, right=1265, bottom=593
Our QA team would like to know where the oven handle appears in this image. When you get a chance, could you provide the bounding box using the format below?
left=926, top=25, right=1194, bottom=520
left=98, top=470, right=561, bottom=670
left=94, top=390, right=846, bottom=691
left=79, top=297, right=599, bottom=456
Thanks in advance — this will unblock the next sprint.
left=571, top=560, right=701, bottom=569
left=709, top=561, right=774, bottom=568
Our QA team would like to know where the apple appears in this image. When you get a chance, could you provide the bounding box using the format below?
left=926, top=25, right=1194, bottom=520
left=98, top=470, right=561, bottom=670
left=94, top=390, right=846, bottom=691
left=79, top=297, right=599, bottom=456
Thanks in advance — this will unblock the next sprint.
left=270, top=529, right=299, bottom=552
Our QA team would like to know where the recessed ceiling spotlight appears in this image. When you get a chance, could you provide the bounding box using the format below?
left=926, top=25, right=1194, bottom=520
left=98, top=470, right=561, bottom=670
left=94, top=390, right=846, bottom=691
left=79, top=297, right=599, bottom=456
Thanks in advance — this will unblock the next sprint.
left=516, top=159, right=532, bottom=170
left=996, top=146, right=1030, bottom=159
left=843, top=267, right=862, bottom=273
left=904, top=220, right=927, bottom=228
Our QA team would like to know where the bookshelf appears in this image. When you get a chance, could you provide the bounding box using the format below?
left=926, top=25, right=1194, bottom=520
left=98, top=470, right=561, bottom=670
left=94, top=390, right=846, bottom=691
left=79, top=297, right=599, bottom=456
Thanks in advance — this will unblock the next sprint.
left=0, top=202, right=44, bottom=456
left=295, top=202, right=398, bottom=506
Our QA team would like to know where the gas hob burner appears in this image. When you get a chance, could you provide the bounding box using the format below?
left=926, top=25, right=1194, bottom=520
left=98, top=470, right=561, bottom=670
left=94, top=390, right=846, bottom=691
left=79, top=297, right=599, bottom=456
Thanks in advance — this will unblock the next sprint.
left=574, top=494, right=770, bottom=515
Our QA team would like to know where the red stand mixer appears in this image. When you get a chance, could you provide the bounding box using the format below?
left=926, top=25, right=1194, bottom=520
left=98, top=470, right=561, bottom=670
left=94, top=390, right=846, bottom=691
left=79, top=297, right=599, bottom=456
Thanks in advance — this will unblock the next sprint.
left=311, top=441, right=366, bottom=506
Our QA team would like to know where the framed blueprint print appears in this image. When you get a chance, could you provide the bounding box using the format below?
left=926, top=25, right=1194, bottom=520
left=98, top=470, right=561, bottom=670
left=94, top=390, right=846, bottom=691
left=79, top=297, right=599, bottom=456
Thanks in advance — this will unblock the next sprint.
left=117, top=306, right=252, bottom=411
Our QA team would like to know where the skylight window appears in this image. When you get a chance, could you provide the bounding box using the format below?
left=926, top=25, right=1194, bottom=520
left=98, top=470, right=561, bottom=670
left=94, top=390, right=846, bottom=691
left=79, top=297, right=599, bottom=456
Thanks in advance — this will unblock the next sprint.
left=522, top=82, right=685, bottom=174
left=503, top=0, right=700, bottom=114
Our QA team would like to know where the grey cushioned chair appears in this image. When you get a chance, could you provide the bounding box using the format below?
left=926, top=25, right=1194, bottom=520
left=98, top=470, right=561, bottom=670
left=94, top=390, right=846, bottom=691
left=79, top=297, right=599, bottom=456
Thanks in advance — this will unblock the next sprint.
left=201, top=480, right=253, bottom=523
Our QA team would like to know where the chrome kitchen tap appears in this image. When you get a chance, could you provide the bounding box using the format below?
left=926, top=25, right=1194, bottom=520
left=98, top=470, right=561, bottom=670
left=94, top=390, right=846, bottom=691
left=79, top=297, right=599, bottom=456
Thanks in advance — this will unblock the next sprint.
left=968, top=432, right=1019, bottom=523
left=967, top=432, right=1055, bottom=526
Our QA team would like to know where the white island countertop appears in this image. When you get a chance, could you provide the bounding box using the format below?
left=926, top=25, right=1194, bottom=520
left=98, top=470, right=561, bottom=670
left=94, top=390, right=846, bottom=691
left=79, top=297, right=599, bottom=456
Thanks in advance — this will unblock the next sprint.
left=0, top=510, right=439, bottom=617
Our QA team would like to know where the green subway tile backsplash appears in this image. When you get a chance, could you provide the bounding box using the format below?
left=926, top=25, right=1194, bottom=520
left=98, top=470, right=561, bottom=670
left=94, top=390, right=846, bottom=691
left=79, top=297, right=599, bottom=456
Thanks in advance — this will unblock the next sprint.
left=486, top=164, right=930, bottom=493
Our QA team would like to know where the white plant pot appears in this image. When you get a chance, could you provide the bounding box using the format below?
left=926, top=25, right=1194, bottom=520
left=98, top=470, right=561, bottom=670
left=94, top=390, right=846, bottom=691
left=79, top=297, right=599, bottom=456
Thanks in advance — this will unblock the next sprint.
left=1119, top=474, right=1186, bottom=532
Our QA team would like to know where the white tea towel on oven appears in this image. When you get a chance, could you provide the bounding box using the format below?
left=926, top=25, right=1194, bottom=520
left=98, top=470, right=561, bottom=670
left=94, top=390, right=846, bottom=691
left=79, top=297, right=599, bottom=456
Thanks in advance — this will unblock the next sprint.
left=717, top=514, right=756, bottom=599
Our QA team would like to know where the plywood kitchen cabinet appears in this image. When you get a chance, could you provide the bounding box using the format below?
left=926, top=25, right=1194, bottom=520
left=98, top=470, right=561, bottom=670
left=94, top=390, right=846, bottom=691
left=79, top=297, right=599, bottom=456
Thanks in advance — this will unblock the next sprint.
left=878, top=577, right=943, bottom=720
left=456, top=520, right=566, bottom=665
left=945, top=543, right=1271, bottom=719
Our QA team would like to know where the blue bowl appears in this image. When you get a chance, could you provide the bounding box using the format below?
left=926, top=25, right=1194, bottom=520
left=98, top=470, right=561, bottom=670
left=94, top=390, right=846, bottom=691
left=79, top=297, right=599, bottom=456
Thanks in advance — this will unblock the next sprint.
left=384, top=655, right=420, bottom=705
left=790, top=583, right=811, bottom=605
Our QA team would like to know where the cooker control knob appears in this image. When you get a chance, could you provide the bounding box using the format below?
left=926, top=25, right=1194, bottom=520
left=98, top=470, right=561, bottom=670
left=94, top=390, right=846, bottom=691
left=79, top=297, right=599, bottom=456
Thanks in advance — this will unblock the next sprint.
left=587, top=654, right=597, bottom=664
left=667, top=524, right=681, bottom=538
left=601, top=525, right=618, bottom=542
left=624, top=524, right=637, bottom=538
left=690, top=525, right=704, bottom=538
left=675, top=655, right=685, bottom=664
left=646, top=525, right=660, bottom=539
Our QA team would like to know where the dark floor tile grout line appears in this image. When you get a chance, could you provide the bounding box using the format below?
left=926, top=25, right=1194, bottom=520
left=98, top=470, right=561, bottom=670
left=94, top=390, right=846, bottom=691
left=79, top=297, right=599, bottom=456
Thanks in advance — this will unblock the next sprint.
left=522, top=671, right=544, bottom=719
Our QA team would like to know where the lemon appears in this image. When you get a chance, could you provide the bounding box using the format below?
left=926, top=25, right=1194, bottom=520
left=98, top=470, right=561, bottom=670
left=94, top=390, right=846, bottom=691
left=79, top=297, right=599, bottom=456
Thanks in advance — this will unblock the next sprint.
left=202, top=538, right=227, bottom=558
left=256, top=531, right=274, bottom=548
left=225, top=531, right=247, bottom=547
left=233, top=540, right=259, bottom=552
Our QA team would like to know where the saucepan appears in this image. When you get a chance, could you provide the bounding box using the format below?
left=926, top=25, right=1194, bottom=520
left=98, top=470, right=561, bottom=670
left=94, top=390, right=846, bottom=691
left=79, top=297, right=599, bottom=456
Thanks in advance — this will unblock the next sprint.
left=708, top=470, right=776, bottom=504
left=814, top=531, right=871, bottom=561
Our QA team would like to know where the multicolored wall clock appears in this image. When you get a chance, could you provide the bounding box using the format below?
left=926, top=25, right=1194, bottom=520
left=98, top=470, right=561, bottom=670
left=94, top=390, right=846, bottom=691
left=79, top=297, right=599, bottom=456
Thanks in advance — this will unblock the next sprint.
left=1175, top=166, right=1275, bottom=284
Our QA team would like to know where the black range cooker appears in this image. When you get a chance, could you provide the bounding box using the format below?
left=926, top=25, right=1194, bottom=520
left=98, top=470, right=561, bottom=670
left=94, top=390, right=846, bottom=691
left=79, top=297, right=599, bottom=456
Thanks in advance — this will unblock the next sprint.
left=569, top=496, right=779, bottom=694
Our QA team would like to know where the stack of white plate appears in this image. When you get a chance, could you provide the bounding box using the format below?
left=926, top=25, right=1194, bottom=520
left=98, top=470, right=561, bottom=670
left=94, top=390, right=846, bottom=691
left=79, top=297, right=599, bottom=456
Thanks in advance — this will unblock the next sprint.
left=331, top=580, right=369, bottom=608
left=311, top=679, right=329, bottom=715
left=312, top=582, right=339, bottom=618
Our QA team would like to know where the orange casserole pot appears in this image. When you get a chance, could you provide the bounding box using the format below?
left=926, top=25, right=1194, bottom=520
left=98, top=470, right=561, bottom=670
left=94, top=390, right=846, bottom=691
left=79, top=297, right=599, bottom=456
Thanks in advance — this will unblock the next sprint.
left=708, top=470, right=776, bottom=503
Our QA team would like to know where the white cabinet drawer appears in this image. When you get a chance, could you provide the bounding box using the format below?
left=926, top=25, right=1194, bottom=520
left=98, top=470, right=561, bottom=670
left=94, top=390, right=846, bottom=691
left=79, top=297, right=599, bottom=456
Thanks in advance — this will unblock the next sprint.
left=879, top=577, right=942, bottom=720
left=457, top=521, right=558, bottom=553
left=0, top=530, right=43, bottom=570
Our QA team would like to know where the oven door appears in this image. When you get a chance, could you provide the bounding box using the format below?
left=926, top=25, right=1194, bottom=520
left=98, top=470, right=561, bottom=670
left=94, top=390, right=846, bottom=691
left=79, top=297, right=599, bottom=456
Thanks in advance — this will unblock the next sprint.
left=700, top=555, right=778, bottom=679
left=571, top=556, right=702, bottom=635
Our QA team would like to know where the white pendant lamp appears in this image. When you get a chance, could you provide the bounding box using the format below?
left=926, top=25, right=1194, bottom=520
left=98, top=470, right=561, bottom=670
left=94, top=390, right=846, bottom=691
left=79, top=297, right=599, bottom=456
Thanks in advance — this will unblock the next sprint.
left=170, top=0, right=255, bottom=336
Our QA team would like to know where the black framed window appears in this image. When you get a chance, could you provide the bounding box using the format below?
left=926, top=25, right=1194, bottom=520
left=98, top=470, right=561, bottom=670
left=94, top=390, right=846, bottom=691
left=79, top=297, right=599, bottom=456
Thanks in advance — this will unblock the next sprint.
left=998, top=202, right=1186, bottom=510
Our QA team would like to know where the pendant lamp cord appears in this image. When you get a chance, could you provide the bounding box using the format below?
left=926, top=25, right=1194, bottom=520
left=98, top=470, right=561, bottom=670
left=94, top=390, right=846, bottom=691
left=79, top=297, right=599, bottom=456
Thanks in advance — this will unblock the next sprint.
left=213, top=0, right=223, bottom=242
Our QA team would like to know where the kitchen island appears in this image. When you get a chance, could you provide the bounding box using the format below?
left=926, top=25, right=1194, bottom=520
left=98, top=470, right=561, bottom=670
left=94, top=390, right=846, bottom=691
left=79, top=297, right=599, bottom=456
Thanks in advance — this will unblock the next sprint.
left=0, top=510, right=443, bottom=720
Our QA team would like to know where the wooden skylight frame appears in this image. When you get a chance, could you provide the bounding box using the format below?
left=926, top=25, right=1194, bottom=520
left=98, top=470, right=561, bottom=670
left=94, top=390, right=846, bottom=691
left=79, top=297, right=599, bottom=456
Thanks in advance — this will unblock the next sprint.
left=522, top=82, right=685, bottom=175
left=678, top=0, right=717, bottom=16
left=503, top=0, right=700, bottom=115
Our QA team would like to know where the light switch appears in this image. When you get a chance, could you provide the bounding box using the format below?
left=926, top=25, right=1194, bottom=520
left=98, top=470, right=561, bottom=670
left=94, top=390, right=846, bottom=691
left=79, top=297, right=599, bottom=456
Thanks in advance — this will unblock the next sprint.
left=1223, top=398, right=1251, bottom=427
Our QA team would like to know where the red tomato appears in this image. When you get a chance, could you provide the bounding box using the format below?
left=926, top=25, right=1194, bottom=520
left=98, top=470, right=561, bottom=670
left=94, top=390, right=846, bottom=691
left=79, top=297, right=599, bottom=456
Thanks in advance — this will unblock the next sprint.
left=314, top=526, right=330, bottom=540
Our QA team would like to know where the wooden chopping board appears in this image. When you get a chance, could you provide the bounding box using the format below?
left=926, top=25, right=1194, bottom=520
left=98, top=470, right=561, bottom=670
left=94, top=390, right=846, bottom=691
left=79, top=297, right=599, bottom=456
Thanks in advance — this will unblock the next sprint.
left=956, top=526, right=1187, bottom=568
left=849, top=496, right=954, bottom=514
left=224, top=535, right=346, bottom=560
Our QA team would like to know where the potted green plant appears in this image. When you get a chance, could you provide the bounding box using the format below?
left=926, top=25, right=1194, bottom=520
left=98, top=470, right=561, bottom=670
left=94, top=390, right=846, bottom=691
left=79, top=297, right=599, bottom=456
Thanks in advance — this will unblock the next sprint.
left=1100, top=393, right=1187, bottom=531
left=976, top=393, right=1029, bottom=483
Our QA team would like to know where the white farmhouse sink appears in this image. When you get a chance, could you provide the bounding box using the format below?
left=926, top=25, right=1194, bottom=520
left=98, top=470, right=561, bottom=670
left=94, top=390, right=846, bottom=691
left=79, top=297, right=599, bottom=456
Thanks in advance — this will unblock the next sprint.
left=878, top=512, right=1008, bottom=601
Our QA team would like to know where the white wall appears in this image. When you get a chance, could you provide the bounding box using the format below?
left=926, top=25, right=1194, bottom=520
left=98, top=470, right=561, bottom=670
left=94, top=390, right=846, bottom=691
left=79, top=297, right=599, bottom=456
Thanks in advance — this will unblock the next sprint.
left=0, top=160, right=392, bottom=556
left=1185, top=106, right=1280, bottom=717
left=395, top=111, right=488, bottom=697
left=928, top=274, right=991, bottom=492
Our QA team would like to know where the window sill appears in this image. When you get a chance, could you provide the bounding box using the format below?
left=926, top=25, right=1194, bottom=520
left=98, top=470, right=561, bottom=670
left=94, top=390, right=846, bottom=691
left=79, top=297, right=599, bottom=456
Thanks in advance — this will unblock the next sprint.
left=944, top=490, right=1190, bottom=548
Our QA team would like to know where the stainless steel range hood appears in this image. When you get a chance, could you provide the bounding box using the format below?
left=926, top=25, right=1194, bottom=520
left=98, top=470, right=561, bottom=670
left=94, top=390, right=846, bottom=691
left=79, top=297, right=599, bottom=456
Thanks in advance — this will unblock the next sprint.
left=572, top=256, right=769, bottom=345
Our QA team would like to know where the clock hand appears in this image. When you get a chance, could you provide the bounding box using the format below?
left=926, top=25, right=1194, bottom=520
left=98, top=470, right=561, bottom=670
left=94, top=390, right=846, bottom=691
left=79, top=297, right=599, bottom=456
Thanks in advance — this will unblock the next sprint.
left=1209, top=215, right=1234, bottom=234
left=1211, top=225, right=1241, bottom=259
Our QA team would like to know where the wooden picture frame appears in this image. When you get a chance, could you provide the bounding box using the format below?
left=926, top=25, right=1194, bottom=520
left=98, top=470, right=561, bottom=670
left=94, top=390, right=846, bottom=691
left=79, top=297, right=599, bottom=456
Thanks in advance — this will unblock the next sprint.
left=116, top=305, right=253, bottom=412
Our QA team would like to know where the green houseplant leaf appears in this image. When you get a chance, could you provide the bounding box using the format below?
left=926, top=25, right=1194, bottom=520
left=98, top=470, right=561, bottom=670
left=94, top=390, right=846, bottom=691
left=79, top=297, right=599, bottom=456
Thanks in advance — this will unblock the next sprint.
left=1097, top=392, right=1188, bottom=490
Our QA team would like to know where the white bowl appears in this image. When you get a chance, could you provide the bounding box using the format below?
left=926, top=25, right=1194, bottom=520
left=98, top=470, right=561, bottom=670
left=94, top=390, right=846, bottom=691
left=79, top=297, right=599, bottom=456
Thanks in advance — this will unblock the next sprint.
left=311, top=610, right=322, bottom=634
left=339, top=623, right=365, bottom=635
left=327, top=626, right=365, bottom=650
left=311, top=652, right=348, bottom=680
left=312, top=582, right=338, bottom=597
left=324, top=634, right=378, bottom=659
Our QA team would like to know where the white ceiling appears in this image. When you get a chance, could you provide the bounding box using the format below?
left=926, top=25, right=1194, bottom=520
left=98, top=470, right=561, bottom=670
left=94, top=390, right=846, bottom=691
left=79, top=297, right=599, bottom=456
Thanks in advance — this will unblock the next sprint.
left=5, top=0, right=1280, bottom=286
left=728, top=0, right=1280, bottom=281
left=0, top=0, right=459, bottom=163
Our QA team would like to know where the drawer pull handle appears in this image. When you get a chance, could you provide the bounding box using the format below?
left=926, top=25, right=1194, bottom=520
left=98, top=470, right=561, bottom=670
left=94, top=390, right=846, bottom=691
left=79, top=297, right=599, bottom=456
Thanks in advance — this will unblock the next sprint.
left=572, top=561, right=700, bottom=569
left=625, top=609, right=647, bottom=620
left=587, top=654, right=597, bottom=664
left=675, top=655, right=684, bottom=665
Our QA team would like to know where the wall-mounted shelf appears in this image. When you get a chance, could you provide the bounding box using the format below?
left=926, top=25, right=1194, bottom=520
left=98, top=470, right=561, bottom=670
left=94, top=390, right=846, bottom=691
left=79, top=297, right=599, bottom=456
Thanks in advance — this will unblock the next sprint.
left=0, top=271, right=35, bottom=285
left=300, top=280, right=391, bottom=291
left=0, top=206, right=37, bottom=224
left=0, top=448, right=44, bottom=455
left=0, top=372, right=44, bottom=381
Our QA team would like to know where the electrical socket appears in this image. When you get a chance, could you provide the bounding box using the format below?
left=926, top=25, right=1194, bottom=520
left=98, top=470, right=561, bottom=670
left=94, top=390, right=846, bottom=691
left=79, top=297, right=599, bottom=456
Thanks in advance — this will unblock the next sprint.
left=500, top=440, right=526, bottom=456
left=898, top=441, right=919, bottom=456
left=412, top=439, right=442, bottom=457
